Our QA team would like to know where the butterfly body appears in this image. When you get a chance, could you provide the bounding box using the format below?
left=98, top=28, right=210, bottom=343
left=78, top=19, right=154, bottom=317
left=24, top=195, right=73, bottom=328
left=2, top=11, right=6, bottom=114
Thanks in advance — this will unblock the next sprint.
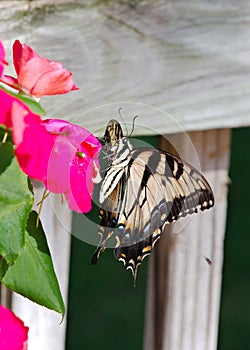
left=91, top=120, right=214, bottom=277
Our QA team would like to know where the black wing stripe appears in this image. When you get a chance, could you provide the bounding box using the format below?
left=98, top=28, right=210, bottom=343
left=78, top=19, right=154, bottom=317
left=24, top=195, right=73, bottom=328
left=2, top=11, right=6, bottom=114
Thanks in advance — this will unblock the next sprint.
left=100, top=166, right=124, bottom=202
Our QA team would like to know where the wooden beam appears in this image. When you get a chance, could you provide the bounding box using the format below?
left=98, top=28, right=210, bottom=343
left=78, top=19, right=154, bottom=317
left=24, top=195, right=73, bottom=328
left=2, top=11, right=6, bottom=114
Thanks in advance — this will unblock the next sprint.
left=144, top=129, right=231, bottom=350
left=0, top=1, right=249, bottom=134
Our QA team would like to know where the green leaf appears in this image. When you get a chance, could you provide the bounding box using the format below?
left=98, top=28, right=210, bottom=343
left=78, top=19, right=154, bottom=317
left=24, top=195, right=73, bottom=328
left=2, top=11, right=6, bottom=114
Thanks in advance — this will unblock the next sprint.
left=0, top=85, right=45, bottom=116
left=0, top=157, right=33, bottom=263
left=1, top=211, right=65, bottom=316
left=0, top=142, right=14, bottom=175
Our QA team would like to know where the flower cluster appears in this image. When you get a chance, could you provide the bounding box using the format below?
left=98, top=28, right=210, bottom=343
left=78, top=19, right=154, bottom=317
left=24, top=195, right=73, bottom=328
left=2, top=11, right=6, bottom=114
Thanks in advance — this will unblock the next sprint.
left=0, top=40, right=101, bottom=213
left=0, top=39, right=103, bottom=347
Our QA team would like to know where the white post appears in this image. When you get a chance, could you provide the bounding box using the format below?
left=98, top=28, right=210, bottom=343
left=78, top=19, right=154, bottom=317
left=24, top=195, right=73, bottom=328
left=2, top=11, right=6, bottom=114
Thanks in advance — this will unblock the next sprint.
left=144, top=129, right=231, bottom=350
left=12, top=185, right=72, bottom=350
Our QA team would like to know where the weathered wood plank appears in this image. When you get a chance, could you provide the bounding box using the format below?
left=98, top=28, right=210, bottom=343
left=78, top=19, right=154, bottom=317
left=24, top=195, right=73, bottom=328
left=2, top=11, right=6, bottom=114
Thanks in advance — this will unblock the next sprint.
left=0, top=1, right=249, bottom=135
left=144, top=129, right=231, bottom=350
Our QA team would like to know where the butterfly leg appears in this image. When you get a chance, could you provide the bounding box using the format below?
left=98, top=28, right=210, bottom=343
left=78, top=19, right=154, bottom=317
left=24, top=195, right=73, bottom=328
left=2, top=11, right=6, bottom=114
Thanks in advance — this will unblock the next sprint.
left=91, top=226, right=114, bottom=265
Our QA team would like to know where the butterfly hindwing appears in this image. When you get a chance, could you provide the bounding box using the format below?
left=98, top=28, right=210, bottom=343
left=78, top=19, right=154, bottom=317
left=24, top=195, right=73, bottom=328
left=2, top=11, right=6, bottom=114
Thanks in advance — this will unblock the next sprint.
left=110, top=149, right=214, bottom=276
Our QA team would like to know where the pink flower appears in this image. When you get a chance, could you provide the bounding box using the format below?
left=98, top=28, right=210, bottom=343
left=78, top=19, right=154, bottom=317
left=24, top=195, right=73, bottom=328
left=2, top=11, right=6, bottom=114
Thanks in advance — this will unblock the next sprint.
left=11, top=101, right=56, bottom=182
left=0, top=40, right=78, bottom=98
left=0, top=305, right=29, bottom=350
left=11, top=103, right=101, bottom=212
left=0, top=40, right=8, bottom=78
left=0, top=88, right=100, bottom=213
left=43, top=119, right=101, bottom=212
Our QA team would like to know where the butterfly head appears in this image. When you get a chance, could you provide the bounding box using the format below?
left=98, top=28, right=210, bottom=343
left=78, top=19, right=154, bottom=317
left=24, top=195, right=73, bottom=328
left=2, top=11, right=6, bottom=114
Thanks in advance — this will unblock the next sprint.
left=103, top=119, right=133, bottom=163
left=104, top=119, right=123, bottom=145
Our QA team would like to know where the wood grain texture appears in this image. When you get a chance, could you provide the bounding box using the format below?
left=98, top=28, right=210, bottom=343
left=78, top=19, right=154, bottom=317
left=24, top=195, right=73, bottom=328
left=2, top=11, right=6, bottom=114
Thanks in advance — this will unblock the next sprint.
left=0, top=1, right=249, bottom=135
left=144, top=129, right=231, bottom=350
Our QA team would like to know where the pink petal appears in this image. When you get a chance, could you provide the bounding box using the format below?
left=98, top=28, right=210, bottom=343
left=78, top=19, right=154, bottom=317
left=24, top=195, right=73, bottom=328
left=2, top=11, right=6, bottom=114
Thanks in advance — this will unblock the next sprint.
left=0, top=305, right=29, bottom=350
left=65, top=152, right=93, bottom=213
left=0, top=89, right=23, bottom=128
left=19, top=58, right=78, bottom=97
left=0, top=41, right=6, bottom=63
left=66, top=141, right=100, bottom=213
left=68, top=138, right=101, bottom=212
left=0, top=40, right=8, bottom=76
left=12, top=103, right=56, bottom=181
left=43, top=128, right=76, bottom=194
left=44, top=119, right=101, bottom=149
left=13, top=39, right=40, bottom=75
left=0, top=40, right=8, bottom=78
left=30, top=69, right=79, bottom=97
left=43, top=119, right=101, bottom=212
left=0, top=75, right=19, bottom=91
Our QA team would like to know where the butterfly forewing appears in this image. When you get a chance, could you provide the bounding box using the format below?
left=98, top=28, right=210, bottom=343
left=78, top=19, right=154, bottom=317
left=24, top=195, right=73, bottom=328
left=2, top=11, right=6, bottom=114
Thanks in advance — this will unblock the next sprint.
left=91, top=120, right=214, bottom=278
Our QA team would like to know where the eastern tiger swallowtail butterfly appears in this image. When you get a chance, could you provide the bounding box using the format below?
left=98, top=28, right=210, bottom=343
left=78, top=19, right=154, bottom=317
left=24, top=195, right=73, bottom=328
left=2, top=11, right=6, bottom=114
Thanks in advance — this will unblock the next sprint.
left=91, top=119, right=214, bottom=279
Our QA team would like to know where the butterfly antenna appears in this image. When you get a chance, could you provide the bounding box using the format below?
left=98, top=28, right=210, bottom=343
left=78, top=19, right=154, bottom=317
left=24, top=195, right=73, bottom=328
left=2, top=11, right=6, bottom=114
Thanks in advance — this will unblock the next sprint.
left=118, top=107, right=129, bottom=137
left=129, top=115, right=139, bottom=137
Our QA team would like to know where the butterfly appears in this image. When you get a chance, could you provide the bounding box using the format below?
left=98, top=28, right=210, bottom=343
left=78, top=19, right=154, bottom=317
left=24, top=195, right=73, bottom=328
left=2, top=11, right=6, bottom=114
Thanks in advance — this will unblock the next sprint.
left=91, top=119, right=214, bottom=279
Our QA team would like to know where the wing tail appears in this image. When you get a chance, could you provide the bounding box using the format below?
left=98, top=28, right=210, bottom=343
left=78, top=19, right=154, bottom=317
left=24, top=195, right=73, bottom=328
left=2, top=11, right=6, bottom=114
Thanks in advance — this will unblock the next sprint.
left=114, top=227, right=162, bottom=282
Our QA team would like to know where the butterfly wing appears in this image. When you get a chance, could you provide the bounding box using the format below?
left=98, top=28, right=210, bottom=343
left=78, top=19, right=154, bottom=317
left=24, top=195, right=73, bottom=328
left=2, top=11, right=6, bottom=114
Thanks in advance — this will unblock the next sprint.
left=91, top=119, right=214, bottom=278
left=113, top=148, right=214, bottom=276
